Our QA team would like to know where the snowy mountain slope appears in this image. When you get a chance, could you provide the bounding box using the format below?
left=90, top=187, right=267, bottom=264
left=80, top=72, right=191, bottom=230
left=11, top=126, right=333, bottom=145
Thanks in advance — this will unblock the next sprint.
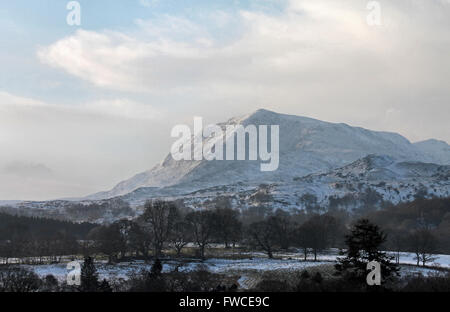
left=289, top=154, right=450, bottom=205
left=414, top=139, right=450, bottom=165
left=89, top=109, right=449, bottom=200
left=3, top=110, right=448, bottom=220
left=106, top=154, right=449, bottom=214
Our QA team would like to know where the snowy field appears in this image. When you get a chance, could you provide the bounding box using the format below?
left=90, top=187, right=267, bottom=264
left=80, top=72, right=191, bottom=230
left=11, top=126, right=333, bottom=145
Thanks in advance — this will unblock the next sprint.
left=231, top=249, right=450, bottom=267
left=19, top=250, right=450, bottom=283
left=24, top=258, right=332, bottom=282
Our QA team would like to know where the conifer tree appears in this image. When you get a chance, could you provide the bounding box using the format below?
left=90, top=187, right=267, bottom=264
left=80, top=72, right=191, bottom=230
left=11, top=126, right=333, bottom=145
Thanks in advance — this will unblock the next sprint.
left=80, top=257, right=99, bottom=292
left=335, top=219, right=399, bottom=289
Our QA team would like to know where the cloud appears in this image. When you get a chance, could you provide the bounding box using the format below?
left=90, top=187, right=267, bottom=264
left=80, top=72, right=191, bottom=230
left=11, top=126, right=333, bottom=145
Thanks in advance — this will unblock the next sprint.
left=39, top=0, right=450, bottom=142
left=138, top=0, right=159, bottom=8
left=83, top=98, right=163, bottom=120
left=0, top=91, right=162, bottom=121
left=0, top=91, right=169, bottom=200
left=37, top=30, right=142, bottom=90
left=2, top=162, right=52, bottom=178
left=0, top=91, right=48, bottom=108
left=37, top=1, right=450, bottom=93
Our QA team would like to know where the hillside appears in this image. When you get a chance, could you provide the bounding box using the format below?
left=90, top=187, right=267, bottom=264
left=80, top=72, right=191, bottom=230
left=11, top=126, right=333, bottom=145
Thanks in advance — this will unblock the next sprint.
left=89, top=109, right=450, bottom=200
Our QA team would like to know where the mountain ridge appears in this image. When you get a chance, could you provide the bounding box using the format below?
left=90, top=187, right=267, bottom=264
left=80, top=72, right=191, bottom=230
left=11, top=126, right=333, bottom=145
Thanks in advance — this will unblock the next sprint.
left=87, top=109, right=450, bottom=201
left=109, top=153, right=450, bottom=210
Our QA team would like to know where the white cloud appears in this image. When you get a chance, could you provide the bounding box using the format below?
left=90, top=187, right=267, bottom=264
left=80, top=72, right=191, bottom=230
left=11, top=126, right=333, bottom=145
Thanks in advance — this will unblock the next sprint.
left=2, top=161, right=52, bottom=178
left=0, top=91, right=162, bottom=121
left=0, top=91, right=168, bottom=200
left=0, top=91, right=48, bottom=108
left=37, top=1, right=450, bottom=103
left=38, top=1, right=386, bottom=91
left=83, top=98, right=163, bottom=120
left=37, top=30, right=144, bottom=90
left=139, top=0, right=159, bottom=8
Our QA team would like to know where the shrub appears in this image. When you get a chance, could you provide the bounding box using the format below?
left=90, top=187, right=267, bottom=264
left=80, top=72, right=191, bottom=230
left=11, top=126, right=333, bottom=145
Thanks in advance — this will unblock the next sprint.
left=0, top=267, right=41, bottom=292
left=400, top=273, right=450, bottom=292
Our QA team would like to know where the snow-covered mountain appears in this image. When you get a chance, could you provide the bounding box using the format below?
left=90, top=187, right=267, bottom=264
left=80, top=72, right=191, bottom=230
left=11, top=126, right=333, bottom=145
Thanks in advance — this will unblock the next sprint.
left=413, top=139, right=450, bottom=165
left=8, top=153, right=447, bottom=222
left=111, top=154, right=449, bottom=212
left=2, top=109, right=449, bottom=221
left=88, top=109, right=450, bottom=200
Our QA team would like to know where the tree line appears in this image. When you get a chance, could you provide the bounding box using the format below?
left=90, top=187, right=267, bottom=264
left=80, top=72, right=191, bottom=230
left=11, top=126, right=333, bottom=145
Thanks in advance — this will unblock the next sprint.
left=366, top=197, right=450, bottom=265
left=1, top=197, right=448, bottom=267
left=75, top=200, right=349, bottom=262
left=0, top=213, right=96, bottom=264
left=2, top=219, right=449, bottom=292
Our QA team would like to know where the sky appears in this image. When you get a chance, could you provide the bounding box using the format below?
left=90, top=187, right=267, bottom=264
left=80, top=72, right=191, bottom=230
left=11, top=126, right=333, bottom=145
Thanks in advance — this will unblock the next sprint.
left=0, top=0, right=449, bottom=200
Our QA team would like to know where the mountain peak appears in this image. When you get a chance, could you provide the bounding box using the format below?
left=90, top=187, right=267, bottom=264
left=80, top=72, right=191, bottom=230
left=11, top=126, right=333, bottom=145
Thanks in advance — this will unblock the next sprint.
left=237, top=109, right=321, bottom=126
left=253, top=108, right=276, bottom=114
left=86, top=109, right=450, bottom=200
left=226, top=108, right=282, bottom=125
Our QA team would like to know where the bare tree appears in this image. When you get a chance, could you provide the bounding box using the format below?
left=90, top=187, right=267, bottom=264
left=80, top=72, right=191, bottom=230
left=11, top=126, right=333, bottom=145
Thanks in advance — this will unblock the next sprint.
left=294, top=226, right=310, bottom=261
left=409, top=228, right=439, bottom=267
left=142, top=201, right=179, bottom=258
left=213, top=208, right=242, bottom=248
left=247, top=217, right=280, bottom=259
left=88, top=224, right=126, bottom=263
left=185, top=210, right=216, bottom=260
left=128, top=222, right=152, bottom=261
left=169, top=221, right=192, bottom=257
left=387, top=229, right=407, bottom=264
left=115, top=220, right=134, bottom=259
left=271, top=210, right=295, bottom=250
left=295, top=215, right=339, bottom=261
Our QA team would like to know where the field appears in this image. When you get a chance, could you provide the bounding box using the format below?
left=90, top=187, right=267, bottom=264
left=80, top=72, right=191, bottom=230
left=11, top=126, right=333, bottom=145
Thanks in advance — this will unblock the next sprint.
left=18, top=248, right=450, bottom=290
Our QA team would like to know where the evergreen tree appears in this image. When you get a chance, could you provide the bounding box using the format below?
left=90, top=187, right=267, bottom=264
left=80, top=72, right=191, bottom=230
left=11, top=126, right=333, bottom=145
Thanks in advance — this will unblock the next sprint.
left=80, top=257, right=99, bottom=292
left=335, top=219, right=399, bottom=289
left=98, top=279, right=113, bottom=292
left=151, top=258, right=163, bottom=276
